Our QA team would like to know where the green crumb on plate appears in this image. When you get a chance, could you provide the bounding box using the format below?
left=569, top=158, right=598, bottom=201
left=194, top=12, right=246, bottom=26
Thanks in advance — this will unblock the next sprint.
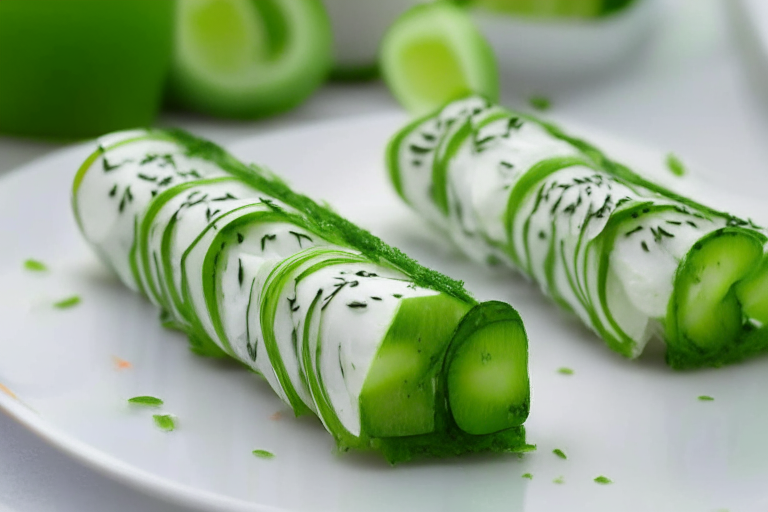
left=553, top=448, right=567, bottom=459
left=24, top=259, right=47, bottom=272
left=698, top=395, right=715, bottom=401
left=54, top=296, right=81, bottom=309
left=529, top=96, right=551, bottom=111
left=557, top=367, right=574, bottom=375
left=665, top=153, right=686, bottom=177
left=252, top=449, right=275, bottom=459
left=153, top=414, right=176, bottom=431
left=522, top=473, right=533, bottom=479
left=553, top=476, right=564, bottom=484
left=594, top=475, right=612, bottom=484
left=128, top=396, right=164, bottom=407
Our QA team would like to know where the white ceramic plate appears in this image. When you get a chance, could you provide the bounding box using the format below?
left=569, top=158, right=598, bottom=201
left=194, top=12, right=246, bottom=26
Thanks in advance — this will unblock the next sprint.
left=2, top=113, right=768, bottom=512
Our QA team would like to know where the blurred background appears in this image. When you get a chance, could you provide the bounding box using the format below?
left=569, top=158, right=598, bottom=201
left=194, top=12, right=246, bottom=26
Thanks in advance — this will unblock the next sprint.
left=2, top=0, right=768, bottom=510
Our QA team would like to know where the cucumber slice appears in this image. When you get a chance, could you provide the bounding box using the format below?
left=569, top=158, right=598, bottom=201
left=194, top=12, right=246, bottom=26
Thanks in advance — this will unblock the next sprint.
left=380, top=1, right=499, bottom=115
left=446, top=301, right=529, bottom=435
left=735, top=255, right=768, bottom=325
left=359, top=293, right=471, bottom=437
left=168, top=0, right=332, bottom=118
left=668, top=228, right=763, bottom=355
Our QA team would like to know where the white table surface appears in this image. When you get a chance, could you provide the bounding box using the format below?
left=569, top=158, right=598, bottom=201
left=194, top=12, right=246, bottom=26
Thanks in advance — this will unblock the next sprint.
left=2, top=0, right=767, bottom=510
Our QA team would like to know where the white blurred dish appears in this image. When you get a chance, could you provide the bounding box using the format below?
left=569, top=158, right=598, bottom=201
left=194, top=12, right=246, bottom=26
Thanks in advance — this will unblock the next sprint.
left=321, top=0, right=425, bottom=77
left=472, top=0, right=658, bottom=93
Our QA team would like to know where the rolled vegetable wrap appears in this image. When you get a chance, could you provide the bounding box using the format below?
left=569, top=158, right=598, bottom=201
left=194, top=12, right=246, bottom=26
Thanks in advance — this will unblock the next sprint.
left=387, top=95, right=768, bottom=369
left=72, top=128, right=531, bottom=463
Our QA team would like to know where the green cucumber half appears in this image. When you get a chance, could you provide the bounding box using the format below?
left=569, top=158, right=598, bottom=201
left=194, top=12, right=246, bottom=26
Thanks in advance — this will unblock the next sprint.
left=168, top=0, right=332, bottom=118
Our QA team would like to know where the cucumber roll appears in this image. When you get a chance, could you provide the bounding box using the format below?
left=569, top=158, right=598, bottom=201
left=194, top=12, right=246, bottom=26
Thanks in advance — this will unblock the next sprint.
left=72, top=128, right=531, bottom=463
left=387, top=95, right=768, bottom=369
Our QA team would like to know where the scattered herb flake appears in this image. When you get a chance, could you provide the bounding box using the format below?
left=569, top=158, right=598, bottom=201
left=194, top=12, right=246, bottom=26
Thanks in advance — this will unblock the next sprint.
left=698, top=395, right=715, bottom=401
left=529, top=96, right=552, bottom=111
left=666, top=153, right=686, bottom=177
left=594, top=475, right=612, bottom=484
left=153, top=414, right=176, bottom=431
left=557, top=367, right=574, bottom=375
left=553, top=476, right=565, bottom=484
left=522, top=473, right=533, bottom=480
left=553, top=448, right=567, bottom=460
left=347, top=301, right=367, bottom=309
left=128, top=396, right=164, bottom=407
left=54, top=296, right=81, bottom=309
left=24, top=259, right=47, bottom=272
left=252, top=449, right=274, bottom=459
left=113, top=356, right=132, bottom=370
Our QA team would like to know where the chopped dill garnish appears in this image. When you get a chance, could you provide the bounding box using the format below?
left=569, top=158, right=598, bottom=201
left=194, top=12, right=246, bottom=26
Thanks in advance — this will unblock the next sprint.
left=529, top=96, right=551, bottom=111
left=666, top=153, right=686, bottom=177
left=698, top=395, right=714, bottom=401
left=128, top=396, right=164, bottom=407
left=553, top=476, right=565, bottom=484
left=641, top=241, right=649, bottom=252
left=153, top=414, right=176, bottom=431
left=553, top=448, right=567, bottom=459
left=261, top=234, right=277, bottom=252
left=594, top=475, right=612, bottom=484
left=347, top=301, right=367, bottom=309
left=557, top=367, right=574, bottom=375
left=522, top=473, right=533, bottom=480
left=54, top=296, right=81, bottom=309
left=252, top=449, right=275, bottom=459
left=24, top=259, right=47, bottom=272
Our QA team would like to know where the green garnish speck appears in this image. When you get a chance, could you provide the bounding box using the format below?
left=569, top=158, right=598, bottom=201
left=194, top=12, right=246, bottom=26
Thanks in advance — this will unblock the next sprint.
left=128, top=396, right=164, bottom=407
left=594, top=475, right=612, bottom=484
left=24, top=259, right=47, bottom=272
left=252, top=449, right=275, bottom=459
left=557, top=367, right=574, bottom=375
left=698, top=395, right=714, bottom=401
left=553, top=476, right=564, bottom=484
left=553, top=448, right=567, bottom=460
left=153, top=414, right=175, bottom=431
left=522, top=473, right=533, bottom=480
left=54, top=296, right=81, bottom=309
left=529, top=96, right=552, bottom=111
left=666, top=153, right=686, bottom=177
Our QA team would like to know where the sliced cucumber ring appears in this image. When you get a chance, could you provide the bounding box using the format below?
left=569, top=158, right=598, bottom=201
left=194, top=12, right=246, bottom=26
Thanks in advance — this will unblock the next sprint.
left=168, top=0, right=332, bottom=118
left=380, top=1, right=499, bottom=115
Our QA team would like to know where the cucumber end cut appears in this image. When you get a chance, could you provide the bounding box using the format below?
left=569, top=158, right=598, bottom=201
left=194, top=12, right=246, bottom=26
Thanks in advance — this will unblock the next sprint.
left=446, top=301, right=530, bottom=435
left=666, top=228, right=768, bottom=368
left=380, top=2, right=499, bottom=116
left=359, top=293, right=472, bottom=438
left=357, top=297, right=531, bottom=463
